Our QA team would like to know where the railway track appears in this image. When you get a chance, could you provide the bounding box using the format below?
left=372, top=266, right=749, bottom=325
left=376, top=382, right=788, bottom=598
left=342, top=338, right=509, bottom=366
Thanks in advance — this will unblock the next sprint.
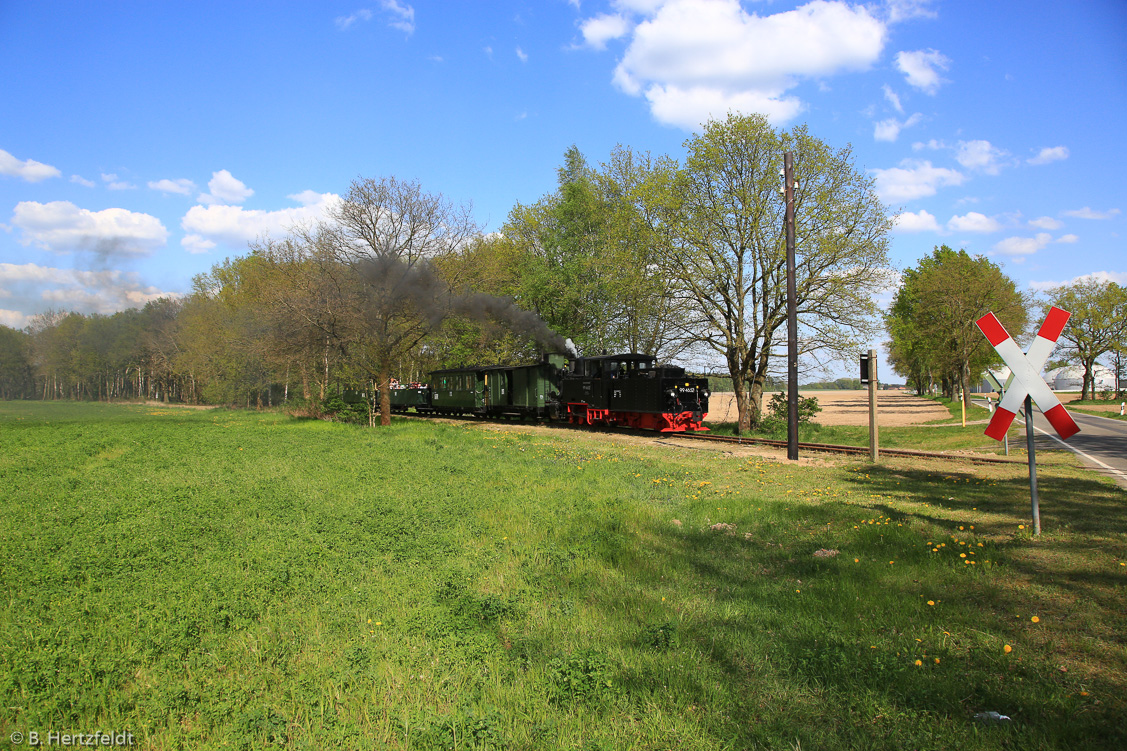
left=403, top=412, right=1019, bottom=465
left=657, top=430, right=1019, bottom=465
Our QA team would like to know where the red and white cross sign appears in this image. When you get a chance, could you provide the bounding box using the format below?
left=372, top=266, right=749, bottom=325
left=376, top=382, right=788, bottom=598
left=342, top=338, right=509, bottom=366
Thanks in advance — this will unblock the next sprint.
left=976, top=306, right=1080, bottom=441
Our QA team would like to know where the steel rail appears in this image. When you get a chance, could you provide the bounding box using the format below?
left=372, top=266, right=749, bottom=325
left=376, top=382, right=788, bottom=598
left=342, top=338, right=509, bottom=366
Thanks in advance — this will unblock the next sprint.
left=658, top=430, right=1019, bottom=464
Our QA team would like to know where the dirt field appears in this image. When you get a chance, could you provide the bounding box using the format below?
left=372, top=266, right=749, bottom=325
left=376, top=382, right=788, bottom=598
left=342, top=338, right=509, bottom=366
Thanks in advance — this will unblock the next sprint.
left=707, top=390, right=951, bottom=426
left=1054, top=392, right=1127, bottom=412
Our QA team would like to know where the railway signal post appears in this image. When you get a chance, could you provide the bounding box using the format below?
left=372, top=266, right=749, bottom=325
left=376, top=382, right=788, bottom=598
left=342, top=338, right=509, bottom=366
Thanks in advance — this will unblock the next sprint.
left=861, top=350, right=878, bottom=462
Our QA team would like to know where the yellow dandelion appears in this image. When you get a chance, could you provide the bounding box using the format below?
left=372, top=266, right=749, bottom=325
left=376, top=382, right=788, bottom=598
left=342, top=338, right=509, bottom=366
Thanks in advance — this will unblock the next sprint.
left=934, top=658, right=940, bottom=664
left=1031, top=616, right=1040, bottom=623
left=914, top=659, right=923, bottom=666
left=927, top=600, right=935, bottom=606
left=1004, top=644, right=1012, bottom=653
left=1018, top=524, right=1025, bottom=530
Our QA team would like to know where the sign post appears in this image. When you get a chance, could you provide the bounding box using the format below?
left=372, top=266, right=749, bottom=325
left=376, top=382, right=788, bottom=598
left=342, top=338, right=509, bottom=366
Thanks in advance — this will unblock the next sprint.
left=985, top=371, right=1009, bottom=456
left=861, top=351, right=878, bottom=462
left=975, top=306, right=1080, bottom=534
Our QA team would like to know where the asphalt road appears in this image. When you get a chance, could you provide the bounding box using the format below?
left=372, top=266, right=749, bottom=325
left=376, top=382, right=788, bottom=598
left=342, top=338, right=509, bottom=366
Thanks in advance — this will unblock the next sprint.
left=1010, top=404, right=1127, bottom=490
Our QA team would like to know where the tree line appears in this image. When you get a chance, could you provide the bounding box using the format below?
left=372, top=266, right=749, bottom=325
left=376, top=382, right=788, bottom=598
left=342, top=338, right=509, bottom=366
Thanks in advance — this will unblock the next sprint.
left=885, top=246, right=1127, bottom=403
left=1, top=114, right=895, bottom=428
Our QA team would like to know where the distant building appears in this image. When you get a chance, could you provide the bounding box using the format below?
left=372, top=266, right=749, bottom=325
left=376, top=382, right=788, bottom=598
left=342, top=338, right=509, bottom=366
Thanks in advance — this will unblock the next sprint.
left=1042, top=365, right=1116, bottom=392
left=978, top=364, right=1116, bottom=394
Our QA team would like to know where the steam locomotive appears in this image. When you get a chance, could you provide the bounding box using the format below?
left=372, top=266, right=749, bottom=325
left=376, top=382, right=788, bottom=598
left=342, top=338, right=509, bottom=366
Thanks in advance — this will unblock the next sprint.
left=388, top=352, right=711, bottom=432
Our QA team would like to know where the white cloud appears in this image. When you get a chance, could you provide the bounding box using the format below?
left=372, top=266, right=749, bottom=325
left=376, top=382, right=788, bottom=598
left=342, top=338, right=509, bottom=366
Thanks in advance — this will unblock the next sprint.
left=895, top=49, right=949, bottom=95
left=604, top=0, right=887, bottom=129
left=335, top=8, right=372, bottom=30
left=0, top=262, right=171, bottom=317
left=181, top=235, right=217, bottom=255
left=70, top=175, right=96, bottom=188
left=197, top=170, right=254, bottom=205
left=0, top=309, right=31, bottom=328
left=643, top=85, right=805, bottom=130
left=11, top=201, right=168, bottom=257
left=947, top=212, right=1000, bottom=233
left=580, top=13, right=632, bottom=49
left=882, top=84, right=903, bottom=113
left=993, top=233, right=1052, bottom=257
left=912, top=138, right=945, bottom=151
left=101, top=173, right=136, bottom=190
left=1063, top=206, right=1121, bottom=220
left=869, top=159, right=965, bottom=203
left=148, top=178, right=195, bottom=195
left=380, top=0, right=415, bottom=34
left=873, top=112, right=921, bottom=142
left=1029, top=270, right=1127, bottom=292
left=885, top=0, right=938, bottom=23
left=892, top=209, right=940, bottom=232
left=1056, top=233, right=1078, bottom=244
left=1028, top=216, right=1063, bottom=230
left=0, top=149, right=61, bottom=182
left=181, top=191, right=340, bottom=251
left=516, top=46, right=528, bottom=62
left=955, top=139, right=1008, bottom=175
left=1027, top=146, right=1069, bottom=165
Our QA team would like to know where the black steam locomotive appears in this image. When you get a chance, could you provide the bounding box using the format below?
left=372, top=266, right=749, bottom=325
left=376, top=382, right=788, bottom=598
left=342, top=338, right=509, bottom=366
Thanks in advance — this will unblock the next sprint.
left=388, top=352, right=710, bottom=432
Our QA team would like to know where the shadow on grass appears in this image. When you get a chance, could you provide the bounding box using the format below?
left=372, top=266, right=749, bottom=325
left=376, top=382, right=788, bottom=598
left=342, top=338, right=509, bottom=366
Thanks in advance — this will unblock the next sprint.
left=566, top=457, right=1127, bottom=749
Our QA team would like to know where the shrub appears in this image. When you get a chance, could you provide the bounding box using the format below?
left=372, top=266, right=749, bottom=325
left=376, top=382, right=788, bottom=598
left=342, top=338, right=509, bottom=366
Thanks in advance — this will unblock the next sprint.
left=767, top=392, right=821, bottom=423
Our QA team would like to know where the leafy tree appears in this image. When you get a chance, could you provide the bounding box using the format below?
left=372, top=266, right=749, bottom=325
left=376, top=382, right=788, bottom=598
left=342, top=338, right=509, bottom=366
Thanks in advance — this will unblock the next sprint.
left=666, top=113, right=892, bottom=431
left=0, top=325, right=34, bottom=399
left=503, top=145, right=692, bottom=360
left=1042, top=278, right=1127, bottom=399
left=886, top=246, right=1028, bottom=405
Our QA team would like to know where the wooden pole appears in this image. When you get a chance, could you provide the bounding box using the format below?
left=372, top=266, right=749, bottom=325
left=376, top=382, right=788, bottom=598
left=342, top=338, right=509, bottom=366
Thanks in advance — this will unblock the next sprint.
left=869, top=349, right=878, bottom=462
left=784, top=151, right=799, bottom=461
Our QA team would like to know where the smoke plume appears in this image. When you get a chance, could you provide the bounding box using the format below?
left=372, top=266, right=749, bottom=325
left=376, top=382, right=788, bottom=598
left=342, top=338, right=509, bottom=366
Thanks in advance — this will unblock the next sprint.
left=356, top=256, right=573, bottom=355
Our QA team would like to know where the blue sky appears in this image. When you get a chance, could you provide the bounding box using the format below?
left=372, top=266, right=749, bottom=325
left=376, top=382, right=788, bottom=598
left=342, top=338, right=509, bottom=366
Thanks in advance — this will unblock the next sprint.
left=2, top=0, right=1125, bottom=350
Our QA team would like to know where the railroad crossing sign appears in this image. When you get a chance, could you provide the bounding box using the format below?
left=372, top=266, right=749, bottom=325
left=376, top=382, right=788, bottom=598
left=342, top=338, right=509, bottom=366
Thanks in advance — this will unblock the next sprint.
left=975, top=306, right=1080, bottom=441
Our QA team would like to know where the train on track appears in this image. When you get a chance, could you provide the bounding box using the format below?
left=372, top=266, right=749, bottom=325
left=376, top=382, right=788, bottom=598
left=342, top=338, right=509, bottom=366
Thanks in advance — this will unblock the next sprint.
left=385, top=352, right=711, bottom=432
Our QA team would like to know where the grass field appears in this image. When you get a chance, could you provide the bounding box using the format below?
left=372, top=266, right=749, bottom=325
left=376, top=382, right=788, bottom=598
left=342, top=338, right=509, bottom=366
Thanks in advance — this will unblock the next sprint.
left=2, top=401, right=1126, bottom=750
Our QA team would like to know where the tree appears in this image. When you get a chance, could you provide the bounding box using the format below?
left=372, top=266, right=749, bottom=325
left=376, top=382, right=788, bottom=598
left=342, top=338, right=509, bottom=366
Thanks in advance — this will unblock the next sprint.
left=886, top=246, right=1028, bottom=406
left=0, top=325, right=34, bottom=399
left=502, top=145, right=693, bottom=360
left=666, top=113, right=892, bottom=431
left=315, top=176, right=481, bottom=426
left=1043, top=278, right=1127, bottom=400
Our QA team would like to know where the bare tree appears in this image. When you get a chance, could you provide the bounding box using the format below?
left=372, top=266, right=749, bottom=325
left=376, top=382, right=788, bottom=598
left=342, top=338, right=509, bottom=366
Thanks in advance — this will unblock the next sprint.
left=319, top=176, right=482, bottom=425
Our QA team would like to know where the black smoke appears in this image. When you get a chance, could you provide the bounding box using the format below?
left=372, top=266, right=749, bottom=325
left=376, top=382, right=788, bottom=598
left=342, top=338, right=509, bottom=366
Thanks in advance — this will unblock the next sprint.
left=356, top=256, right=572, bottom=355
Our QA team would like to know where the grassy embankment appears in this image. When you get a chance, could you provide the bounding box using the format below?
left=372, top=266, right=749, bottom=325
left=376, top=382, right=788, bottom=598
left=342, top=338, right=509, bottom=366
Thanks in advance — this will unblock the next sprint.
left=1, top=401, right=1125, bottom=750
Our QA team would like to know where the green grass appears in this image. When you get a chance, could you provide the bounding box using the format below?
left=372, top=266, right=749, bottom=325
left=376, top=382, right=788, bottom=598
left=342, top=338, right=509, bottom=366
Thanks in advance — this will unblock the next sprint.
left=2, top=401, right=1126, bottom=749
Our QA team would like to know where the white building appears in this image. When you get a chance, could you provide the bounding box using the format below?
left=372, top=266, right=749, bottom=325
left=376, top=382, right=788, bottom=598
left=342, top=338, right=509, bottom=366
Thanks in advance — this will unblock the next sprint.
left=978, top=364, right=1117, bottom=393
left=1042, top=364, right=1116, bottom=392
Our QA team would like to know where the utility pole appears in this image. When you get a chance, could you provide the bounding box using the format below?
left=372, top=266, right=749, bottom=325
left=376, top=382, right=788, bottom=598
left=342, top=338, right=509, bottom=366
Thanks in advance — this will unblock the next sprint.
left=784, top=151, right=799, bottom=461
